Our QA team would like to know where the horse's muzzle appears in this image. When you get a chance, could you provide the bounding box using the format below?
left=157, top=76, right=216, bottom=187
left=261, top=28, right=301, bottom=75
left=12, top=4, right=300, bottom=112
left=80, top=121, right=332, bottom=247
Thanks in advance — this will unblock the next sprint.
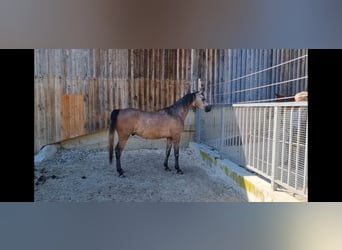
left=204, top=105, right=212, bottom=112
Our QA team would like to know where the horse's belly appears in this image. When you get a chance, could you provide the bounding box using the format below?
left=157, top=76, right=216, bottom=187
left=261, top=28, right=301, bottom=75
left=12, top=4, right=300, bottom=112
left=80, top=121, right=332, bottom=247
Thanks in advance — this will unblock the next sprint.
left=138, top=127, right=171, bottom=139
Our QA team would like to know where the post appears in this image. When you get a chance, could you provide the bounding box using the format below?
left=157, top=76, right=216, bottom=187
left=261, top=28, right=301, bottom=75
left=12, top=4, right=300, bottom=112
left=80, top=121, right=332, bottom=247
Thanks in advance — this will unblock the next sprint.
left=271, top=106, right=280, bottom=190
left=195, top=109, right=200, bottom=143
left=220, top=106, right=225, bottom=159
left=195, top=78, right=204, bottom=143
left=198, top=78, right=202, bottom=91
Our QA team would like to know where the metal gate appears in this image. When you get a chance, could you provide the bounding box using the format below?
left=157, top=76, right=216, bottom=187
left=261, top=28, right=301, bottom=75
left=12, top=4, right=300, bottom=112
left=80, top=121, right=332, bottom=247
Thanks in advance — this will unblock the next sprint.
left=196, top=102, right=308, bottom=198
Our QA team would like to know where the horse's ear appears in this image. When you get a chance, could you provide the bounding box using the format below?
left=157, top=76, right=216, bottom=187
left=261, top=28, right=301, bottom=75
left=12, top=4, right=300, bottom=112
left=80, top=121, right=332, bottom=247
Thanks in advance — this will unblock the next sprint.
left=198, top=78, right=205, bottom=93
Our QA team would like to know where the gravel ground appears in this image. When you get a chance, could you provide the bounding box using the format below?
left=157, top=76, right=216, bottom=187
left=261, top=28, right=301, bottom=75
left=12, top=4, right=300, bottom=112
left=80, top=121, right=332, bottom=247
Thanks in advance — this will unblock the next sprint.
left=34, top=145, right=246, bottom=202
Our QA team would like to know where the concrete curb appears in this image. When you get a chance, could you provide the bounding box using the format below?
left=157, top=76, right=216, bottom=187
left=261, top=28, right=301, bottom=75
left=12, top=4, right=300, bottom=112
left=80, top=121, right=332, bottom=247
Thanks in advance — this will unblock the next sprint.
left=189, top=142, right=302, bottom=202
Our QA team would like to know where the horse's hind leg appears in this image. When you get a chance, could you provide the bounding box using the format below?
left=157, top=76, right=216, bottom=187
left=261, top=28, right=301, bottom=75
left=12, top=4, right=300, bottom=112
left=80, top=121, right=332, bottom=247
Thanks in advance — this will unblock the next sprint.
left=163, top=138, right=172, bottom=171
left=173, top=137, right=183, bottom=174
left=115, top=136, right=128, bottom=177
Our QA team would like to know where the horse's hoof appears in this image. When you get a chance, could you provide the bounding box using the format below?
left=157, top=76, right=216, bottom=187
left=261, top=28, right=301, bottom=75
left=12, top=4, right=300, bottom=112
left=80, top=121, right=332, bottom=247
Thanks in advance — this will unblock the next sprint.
left=164, top=166, right=171, bottom=171
left=118, top=170, right=125, bottom=178
left=176, top=169, right=184, bottom=174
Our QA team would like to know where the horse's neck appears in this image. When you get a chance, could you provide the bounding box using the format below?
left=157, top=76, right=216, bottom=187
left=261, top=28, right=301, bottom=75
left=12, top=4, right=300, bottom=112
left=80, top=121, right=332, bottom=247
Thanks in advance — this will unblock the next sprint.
left=176, top=105, right=192, bottom=121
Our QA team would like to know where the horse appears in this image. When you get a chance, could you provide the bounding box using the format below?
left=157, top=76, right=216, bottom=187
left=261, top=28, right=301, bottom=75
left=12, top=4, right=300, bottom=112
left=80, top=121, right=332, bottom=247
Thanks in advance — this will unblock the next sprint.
left=294, top=91, right=308, bottom=102
left=274, top=91, right=308, bottom=102
left=108, top=89, right=212, bottom=177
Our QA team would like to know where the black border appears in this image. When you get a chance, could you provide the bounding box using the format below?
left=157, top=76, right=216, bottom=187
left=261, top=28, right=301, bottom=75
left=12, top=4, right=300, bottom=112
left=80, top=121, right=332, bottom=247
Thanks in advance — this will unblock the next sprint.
left=308, top=49, right=341, bottom=202
left=0, top=49, right=34, bottom=202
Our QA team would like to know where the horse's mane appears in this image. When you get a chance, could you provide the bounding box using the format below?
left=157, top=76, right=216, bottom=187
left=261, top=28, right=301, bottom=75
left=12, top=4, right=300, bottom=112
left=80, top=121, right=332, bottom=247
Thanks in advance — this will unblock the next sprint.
left=162, top=92, right=197, bottom=116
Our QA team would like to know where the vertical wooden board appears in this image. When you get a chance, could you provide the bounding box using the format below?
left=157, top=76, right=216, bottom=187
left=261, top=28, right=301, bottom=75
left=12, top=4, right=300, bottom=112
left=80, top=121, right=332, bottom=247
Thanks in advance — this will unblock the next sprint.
left=71, top=93, right=76, bottom=136
left=95, top=77, right=101, bottom=130
left=71, top=90, right=77, bottom=136
left=34, top=78, right=40, bottom=153
left=83, top=77, right=89, bottom=131
left=61, top=94, right=70, bottom=139
left=155, top=49, right=160, bottom=110
left=140, top=50, right=145, bottom=110
left=42, top=77, right=49, bottom=145
left=92, top=77, right=97, bottom=130
left=149, top=49, right=154, bottom=110
left=144, top=49, right=150, bottom=110
left=54, top=76, right=61, bottom=141
left=99, top=78, right=104, bottom=128
left=50, top=75, right=56, bottom=141
left=110, top=78, right=115, bottom=111
left=206, top=49, right=210, bottom=95
left=160, top=49, right=165, bottom=109
left=77, top=94, right=85, bottom=136
left=219, top=49, right=224, bottom=103
left=45, top=76, right=51, bottom=143
left=61, top=94, right=85, bottom=139
left=212, top=49, right=217, bottom=104
left=128, top=49, right=134, bottom=108
left=175, top=49, right=181, bottom=100
left=88, top=77, right=94, bottom=131
left=184, top=49, right=188, bottom=92
left=176, top=49, right=180, bottom=83
left=74, top=94, right=85, bottom=136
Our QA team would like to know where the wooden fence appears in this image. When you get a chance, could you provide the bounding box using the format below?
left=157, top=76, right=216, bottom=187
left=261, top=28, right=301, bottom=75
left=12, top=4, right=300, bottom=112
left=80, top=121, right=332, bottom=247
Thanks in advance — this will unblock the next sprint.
left=34, top=49, right=307, bottom=154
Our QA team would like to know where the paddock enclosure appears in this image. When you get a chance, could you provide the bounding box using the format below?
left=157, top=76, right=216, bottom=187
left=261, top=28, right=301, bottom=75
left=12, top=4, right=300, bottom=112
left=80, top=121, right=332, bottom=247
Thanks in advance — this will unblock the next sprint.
left=34, top=49, right=308, bottom=199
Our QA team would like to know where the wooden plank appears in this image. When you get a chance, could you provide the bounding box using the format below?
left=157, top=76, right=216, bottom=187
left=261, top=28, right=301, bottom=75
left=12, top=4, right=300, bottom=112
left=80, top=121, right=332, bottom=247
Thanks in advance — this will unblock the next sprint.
left=155, top=49, right=161, bottom=110
left=160, top=49, right=165, bottom=108
left=144, top=49, right=149, bottom=110
left=61, top=94, right=69, bottom=139
left=54, top=76, right=61, bottom=141
left=34, top=77, right=40, bottom=153
left=149, top=49, right=155, bottom=110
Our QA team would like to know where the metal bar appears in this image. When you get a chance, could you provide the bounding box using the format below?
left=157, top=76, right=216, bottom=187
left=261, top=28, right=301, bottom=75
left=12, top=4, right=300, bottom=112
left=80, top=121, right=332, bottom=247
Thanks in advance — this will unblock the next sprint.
left=303, top=112, right=308, bottom=195
left=280, top=107, right=286, bottom=183
left=294, top=107, right=301, bottom=190
left=220, top=106, right=225, bottom=159
left=287, top=107, right=294, bottom=188
left=271, top=106, right=280, bottom=190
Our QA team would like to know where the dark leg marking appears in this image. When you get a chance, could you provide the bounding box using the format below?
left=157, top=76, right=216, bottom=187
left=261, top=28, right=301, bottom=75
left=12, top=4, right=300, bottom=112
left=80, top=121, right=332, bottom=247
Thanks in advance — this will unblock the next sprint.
left=174, top=143, right=183, bottom=174
left=115, top=143, right=125, bottom=177
left=164, top=138, right=172, bottom=171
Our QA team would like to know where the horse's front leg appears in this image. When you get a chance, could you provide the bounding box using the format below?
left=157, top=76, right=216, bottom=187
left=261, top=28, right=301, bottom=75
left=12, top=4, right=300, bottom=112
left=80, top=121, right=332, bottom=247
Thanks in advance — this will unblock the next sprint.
left=163, top=138, right=172, bottom=171
left=173, top=139, right=183, bottom=174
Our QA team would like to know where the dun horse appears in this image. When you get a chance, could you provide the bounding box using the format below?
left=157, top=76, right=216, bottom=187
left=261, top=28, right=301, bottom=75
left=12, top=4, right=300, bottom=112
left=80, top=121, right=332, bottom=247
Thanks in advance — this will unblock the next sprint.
left=109, top=89, right=212, bottom=177
left=275, top=91, right=308, bottom=102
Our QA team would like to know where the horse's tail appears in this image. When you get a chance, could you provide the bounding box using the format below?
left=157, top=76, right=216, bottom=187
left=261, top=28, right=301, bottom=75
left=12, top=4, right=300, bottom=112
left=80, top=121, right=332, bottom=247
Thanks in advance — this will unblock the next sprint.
left=109, top=109, right=119, bottom=165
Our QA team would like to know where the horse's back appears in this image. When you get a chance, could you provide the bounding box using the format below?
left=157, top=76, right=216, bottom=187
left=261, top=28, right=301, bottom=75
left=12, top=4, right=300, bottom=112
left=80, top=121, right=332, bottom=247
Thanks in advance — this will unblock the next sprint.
left=115, top=108, right=183, bottom=139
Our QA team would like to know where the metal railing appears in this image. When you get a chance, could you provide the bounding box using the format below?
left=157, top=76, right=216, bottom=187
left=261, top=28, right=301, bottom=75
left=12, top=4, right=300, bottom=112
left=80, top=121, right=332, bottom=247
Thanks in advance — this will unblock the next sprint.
left=196, top=102, right=308, bottom=198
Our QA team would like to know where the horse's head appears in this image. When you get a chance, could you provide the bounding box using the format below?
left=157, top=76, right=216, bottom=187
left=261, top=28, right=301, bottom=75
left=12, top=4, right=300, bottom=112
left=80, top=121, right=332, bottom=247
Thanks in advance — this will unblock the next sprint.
left=294, top=91, right=308, bottom=102
left=193, top=89, right=212, bottom=112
